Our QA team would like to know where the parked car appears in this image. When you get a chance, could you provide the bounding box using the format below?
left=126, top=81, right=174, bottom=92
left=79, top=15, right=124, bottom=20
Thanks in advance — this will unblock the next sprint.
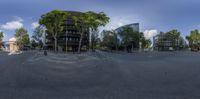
left=23, top=45, right=31, bottom=51
left=144, top=48, right=149, bottom=52
left=191, top=48, right=198, bottom=52
left=169, top=47, right=174, bottom=51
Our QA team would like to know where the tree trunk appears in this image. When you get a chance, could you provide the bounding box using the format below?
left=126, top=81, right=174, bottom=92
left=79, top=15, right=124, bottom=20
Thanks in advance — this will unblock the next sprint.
left=91, top=39, right=94, bottom=51
left=65, top=31, right=68, bottom=52
left=54, top=37, right=57, bottom=52
left=78, top=32, right=83, bottom=53
left=89, top=28, right=92, bottom=51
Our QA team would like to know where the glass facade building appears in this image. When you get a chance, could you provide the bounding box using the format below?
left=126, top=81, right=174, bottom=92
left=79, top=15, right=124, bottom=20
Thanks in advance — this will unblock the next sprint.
left=114, top=23, right=140, bottom=49
left=115, top=23, right=139, bottom=33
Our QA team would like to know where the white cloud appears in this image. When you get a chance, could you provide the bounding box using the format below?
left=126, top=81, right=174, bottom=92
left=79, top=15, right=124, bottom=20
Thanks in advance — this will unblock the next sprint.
left=144, top=29, right=159, bottom=39
left=98, top=15, right=141, bottom=38
left=0, top=17, right=23, bottom=30
left=0, top=21, right=23, bottom=30
left=31, top=22, right=39, bottom=29
left=13, top=16, right=24, bottom=22
left=3, top=32, right=6, bottom=41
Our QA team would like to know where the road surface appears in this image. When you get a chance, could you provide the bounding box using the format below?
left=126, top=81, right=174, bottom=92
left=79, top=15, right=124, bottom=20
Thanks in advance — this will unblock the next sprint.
left=0, top=51, right=200, bottom=99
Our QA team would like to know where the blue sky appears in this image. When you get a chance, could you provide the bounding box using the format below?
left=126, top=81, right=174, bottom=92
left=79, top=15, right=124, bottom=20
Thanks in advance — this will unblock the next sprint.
left=1, top=0, right=200, bottom=41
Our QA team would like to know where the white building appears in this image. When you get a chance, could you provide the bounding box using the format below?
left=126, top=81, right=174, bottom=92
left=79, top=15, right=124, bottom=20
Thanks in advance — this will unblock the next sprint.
left=9, top=37, right=19, bottom=52
left=1, top=37, right=19, bottom=52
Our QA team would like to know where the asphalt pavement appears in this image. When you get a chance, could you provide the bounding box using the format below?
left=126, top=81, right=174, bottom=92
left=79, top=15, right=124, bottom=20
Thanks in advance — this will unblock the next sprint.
left=0, top=51, right=200, bottom=99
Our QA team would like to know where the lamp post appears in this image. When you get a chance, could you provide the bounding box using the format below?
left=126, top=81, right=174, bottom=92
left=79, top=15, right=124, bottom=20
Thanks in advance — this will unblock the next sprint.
left=139, top=33, right=142, bottom=52
left=139, top=41, right=142, bottom=52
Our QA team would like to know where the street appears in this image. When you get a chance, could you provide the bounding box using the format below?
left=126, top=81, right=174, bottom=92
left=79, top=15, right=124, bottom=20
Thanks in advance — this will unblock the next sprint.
left=0, top=51, right=200, bottom=99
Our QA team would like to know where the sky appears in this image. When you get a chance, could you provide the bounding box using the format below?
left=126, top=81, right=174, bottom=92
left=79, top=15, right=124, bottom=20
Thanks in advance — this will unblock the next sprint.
left=1, top=0, right=200, bottom=41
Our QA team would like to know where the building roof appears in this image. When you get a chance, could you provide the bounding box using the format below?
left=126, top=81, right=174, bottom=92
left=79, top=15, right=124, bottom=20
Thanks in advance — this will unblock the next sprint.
left=115, top=23, right=139, bottom=30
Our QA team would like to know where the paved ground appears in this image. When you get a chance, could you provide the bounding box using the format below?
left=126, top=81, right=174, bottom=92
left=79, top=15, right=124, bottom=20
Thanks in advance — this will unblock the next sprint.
left=0, top=51, right=200, bottom=99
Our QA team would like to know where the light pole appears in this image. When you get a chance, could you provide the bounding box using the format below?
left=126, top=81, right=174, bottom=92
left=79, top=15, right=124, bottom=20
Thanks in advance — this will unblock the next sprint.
left=139, top=33, right=142, bottom=52
left=42, top=26, right=47, bottom=47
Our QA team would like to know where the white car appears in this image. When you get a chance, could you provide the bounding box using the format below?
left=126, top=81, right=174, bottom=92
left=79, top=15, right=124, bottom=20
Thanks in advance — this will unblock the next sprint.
left=169, top=47, right=174, bottom=51
left=144, top=48, right=149, bottom=52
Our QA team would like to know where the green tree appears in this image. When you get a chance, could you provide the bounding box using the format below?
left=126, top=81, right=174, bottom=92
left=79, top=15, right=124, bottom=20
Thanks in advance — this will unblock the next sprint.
left=157, top=30, right=185, bottom=50
left=165, top=29, right=181, bottom=48
left=15, top=28, right=30, bottom=50
left=140, top=32, right=152, bottom=48
left=102, top=30, right=119, bottom=50
left=32, top=25, right=45, bottom=48
left=72, top=11, right=109, bottom=53
left=31, top=39, right=38, bottom=49
left=0, top=32, right=4, bottom=42
left=91, top=30, right=99, bottom=51
left=85, top=11, right=110, bottom=51
left=95, top=38, right=101, bottom=49
left=39, top=10, right=69, bottom=52
left=118, top=27, right=140, bottom=52
left=72, top=15, right=85, bottom=53
left=141, top=39, right=152, bottom=48
left=186, top=36, right=192, bottom=48
left=186, top=29, right=200, bottom=49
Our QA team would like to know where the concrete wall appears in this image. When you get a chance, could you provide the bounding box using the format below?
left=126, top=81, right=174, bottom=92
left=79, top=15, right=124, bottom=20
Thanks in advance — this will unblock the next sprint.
left=9, top=42, right=19, bottom=52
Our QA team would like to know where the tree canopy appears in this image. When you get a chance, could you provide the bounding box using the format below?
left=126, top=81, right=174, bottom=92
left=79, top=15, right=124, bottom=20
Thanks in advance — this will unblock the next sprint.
left=101, top=27, right=152, bottom=52
left=32, top=25, right=45, bottom=48
left=39, top=10, right=70, bottom=51
left=72, top=11, right=110, bottom=52
left=140, top=32, right=152, bottom=48
left=118, top=27, right=140, bottom=48
left=32, top=26, right=44, bottom=42
left=15, top=28, right=30, bottom=49
left=101, top=30, right=119, bottom=50
left=85, top=11, right=110, bottom=51
left=0, top=32, right=4, bottom=42
left=186, top=29, right=200, bottom=49
left=84, top=11, right=110, bottom=30
left=156, top=29, right=185, bottom=50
